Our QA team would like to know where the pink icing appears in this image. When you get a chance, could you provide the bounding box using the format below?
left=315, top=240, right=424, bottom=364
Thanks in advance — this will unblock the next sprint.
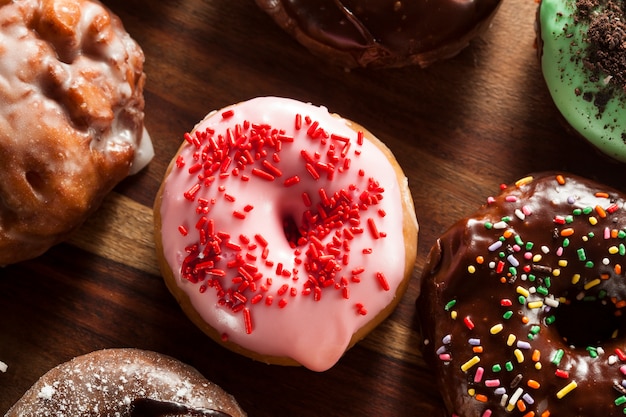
left=158, top=97, right=409, bottom=371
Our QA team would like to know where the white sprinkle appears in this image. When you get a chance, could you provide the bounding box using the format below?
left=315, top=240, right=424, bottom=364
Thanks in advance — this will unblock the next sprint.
left=38, top=384, right=56, bottom=400
left=0, top=361, right=7, bottom=373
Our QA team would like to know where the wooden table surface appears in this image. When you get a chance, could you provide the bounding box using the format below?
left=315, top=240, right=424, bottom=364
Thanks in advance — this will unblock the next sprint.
left=1, top=0, right=624, bottom=415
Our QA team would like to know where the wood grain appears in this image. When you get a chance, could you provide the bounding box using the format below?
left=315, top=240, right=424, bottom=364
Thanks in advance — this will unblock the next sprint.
left=1, top=0, right=624, bottom=416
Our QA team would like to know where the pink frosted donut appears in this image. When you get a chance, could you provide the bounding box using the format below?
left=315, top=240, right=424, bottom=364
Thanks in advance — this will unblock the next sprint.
left=154, top=96, right=418, bottom=371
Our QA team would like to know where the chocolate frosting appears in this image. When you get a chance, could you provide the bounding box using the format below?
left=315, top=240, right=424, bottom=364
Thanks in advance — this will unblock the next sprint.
left=418, top=173, right=626, bottom=416
left=256, top=0, right=503, bottom=68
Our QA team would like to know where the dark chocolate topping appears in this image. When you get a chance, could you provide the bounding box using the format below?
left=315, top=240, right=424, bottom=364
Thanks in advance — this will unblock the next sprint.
left=130, top=398, right=232, bottom=417
left=418, top=173, right=626, bottom=416
left=257, top=0, right=502, bottom=67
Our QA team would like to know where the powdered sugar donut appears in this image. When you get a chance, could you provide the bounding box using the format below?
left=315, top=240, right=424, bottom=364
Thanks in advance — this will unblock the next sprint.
left=5, top=348, right=246, bottom=417
left=153, top=96, right=418, bottom=371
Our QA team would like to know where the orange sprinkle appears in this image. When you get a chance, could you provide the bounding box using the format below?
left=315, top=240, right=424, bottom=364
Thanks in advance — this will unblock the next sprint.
left=521, top=316, right=530, bottom=324
left=541, top=411, right=551, bottom=417
left=596, top=205, right=607, bottom=218
left=527, top=380, right=541, bottom=389
left=617, top=310, right=623, bottom=317
left=500, top=277, right=507, bottom=283
left=475, top=394, right=488, bottom=403
left=476, top=256, right=485, bottom=264
left=532, top=349, right=541, bottom=361
left=473, top=346, right=484, bottom=353
left=560, top=228, right=575, bottom=237
left=612, top=229, right=620, bottom=238
left=503, top=230, right=514, bottom=239
left=616, top=300, right=626, bottom=309
left=524, top=412, right=536, bottom=417
left=601, top=273, right=610, bottom=280
left=517, top=399, right=527, bottom=412
left=616, top=264, right=622, bottom=275
left=595, top=192, right=610, bottom=198
left=556, top=175, right=565, bottom=185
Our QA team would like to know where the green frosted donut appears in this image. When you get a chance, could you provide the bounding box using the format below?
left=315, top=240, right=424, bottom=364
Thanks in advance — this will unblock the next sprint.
left=538, top=0, right=626, bottom=162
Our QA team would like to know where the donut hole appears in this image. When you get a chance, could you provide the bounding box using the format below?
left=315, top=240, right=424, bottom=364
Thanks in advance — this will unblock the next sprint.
left=552, top=297, right=626, bottom=347
left=282, top=214, right=304, bottom=246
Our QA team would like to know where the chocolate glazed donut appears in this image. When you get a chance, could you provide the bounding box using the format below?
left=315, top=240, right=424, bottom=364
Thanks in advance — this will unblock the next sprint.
left=418, top=173, right=626, bottom=416
left=255, top=0, right=503, bottom=68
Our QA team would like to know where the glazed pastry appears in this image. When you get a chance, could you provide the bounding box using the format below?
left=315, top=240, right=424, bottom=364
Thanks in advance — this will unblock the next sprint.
left=537, top=0, right=626, bottom=162
left=154, top=96, right=418, bottom=372
left=5, top=348, right=247, bottom=417
left=0, top=0, right=153, bottom=265
left=254, top=0, right=503, bottom=68
left=418, top=172, right=626, bottom=416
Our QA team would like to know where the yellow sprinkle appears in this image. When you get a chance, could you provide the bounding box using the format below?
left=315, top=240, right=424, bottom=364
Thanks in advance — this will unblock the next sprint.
left=533, top=254, right=543, bottom=263
left=528, top=301, right=544, bottom=309
left=461, top=356, right=481, bottom=372
left=571, top=274, right=581, bottom=285
left=514, top=349, right=524, bottom=363
left=490, top=324, right=504, bottom=334
left=556, top=381, right=578, bottom=399
left=552, top=268, right=561, bottom=277
left=589, top=216, right=598, bottom=225
left=516, top=286, right=530, bottom=298
left=451, top=311, right=458, bottom=319
left=516, top=176, right=534, bottom=187
left=558, top=260, right=568, bottom=267
left=584, top=278, right=601, bottom=290
left=535, top=362, right=542, bottom=370
left=609, top=246, right=619, bottom=255
left=506, top=403, right=516, bottom=412
left=468, top=388, right=476, bottom=397
left=468, top=265, right=476, bottom=274
left=507, top=334, right=517, bottom=346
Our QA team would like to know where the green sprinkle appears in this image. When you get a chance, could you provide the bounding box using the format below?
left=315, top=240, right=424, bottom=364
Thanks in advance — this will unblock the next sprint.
left=518, top=295, right=526, bottom=305
left=577, top=248, right=587, bottom=261
left=620, top=244, right=626, bottom=256
left=444, top=300, right=457, bottom=311
left=530, top=325, right=541, bottom=335
left=586, top=346, right=598, bottom=358
left=573, top=208, right=582, bottom=215
left=585, top=261, right=595, bottom=268
left=492, top=364, right=502, bottom=372
left=502, top=216, right=512, bottom=222
left=505, top=361, right=514, bottom=371
left=503, top=311, right=513, bottom=320
left=565, top=215, right=574, bottom=223
left=551, top=349, right=564, bottom=365
left=588, top=232, right=595, bottom=239
left=562, top=238, right=570, bottom=248
left=526, top=242, right=534, bottom=250
left=509, top=267, right=517, bottom=276
left=515, top=236, right=523, bottom=246
left=528, top=274, right=536, bottom=282
left=618, top=230, right=626, bottom=239
left=545, top=277, right=552, bottom=288
left=583, top=207, right=593, bottom=214
left=545, top=315, right=556, bottom=325
left=484, top=222, right=493, bottom=229
left=499, top=251, right=506, bottom=258
left=537, top=286, right=549, bottom=296
left=599, top=290, right=607, bottom=299
left=584, top=295, right=597, bottom=302
left=615, top=396, right=626, bottom=406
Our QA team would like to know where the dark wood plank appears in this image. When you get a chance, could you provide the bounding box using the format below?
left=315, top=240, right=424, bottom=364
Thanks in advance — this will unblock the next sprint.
left=1, top=0, right=623, bottom=415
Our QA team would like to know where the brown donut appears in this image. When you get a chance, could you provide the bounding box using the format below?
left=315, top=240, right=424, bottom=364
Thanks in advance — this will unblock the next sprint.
left=254, top=0, right=503, bottom=68
left=5, top=348, right=247, bottom=417
left=418, top=172, right=626, bottom=416
left=0, top=0, right=153, bottom=265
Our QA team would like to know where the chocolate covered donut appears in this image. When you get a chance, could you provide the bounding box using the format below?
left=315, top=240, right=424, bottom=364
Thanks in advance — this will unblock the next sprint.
left=5, top=349, right=247, bottom=417
left=418, top=173, right=626, bottom=416
left=255, top=0, right=503, bottom=68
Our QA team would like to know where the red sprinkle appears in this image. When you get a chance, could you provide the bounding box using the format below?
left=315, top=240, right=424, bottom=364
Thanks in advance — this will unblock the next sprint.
left=222, top=109, right=235, bottom=119
left=376, top=272, right=390, bottom=291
